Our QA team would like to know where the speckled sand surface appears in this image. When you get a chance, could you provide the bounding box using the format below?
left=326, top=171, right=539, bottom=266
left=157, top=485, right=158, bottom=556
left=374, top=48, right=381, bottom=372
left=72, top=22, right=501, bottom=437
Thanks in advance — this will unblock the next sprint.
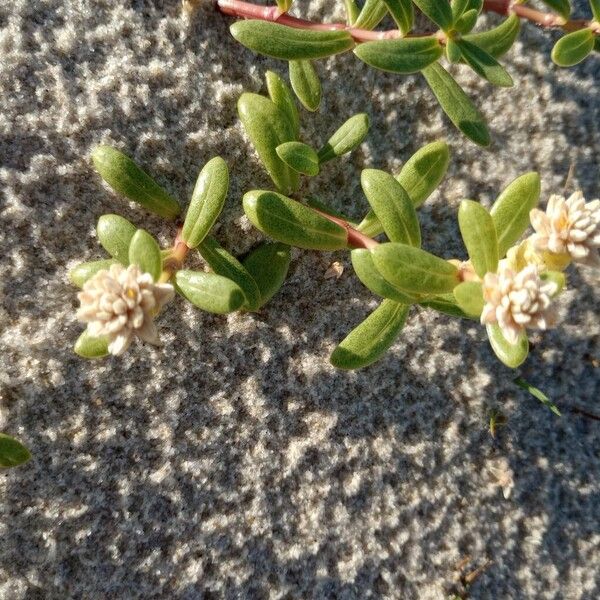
left=1, top=0, right=599, bottom=598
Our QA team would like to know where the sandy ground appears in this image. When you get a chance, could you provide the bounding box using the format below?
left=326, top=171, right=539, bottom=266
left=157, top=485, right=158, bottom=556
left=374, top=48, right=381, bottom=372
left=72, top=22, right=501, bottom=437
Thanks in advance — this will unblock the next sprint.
left=1, top=0, right=599, bottom=598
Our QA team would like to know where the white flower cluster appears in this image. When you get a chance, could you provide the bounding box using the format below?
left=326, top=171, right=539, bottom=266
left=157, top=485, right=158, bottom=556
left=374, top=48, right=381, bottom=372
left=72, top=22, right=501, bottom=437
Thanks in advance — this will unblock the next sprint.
left=77, top=264, right=174, bottom=356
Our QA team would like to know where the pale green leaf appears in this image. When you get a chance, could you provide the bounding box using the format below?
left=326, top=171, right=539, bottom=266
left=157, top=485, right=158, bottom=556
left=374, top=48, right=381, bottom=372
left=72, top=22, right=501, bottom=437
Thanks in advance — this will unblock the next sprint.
left=382, top=0, right=414, bottom=35
left=463, top=14, right=520, bottom=58
left=353, top=0, right=389, bottom=29
left=490, top=172, right=540, bottom=256
left=289, top=59, right=322, bottom=111
left=330, top=300, right=410, bottom=369
left=266, top=70, right=300, bottom=138
left=419, top=293, right=476, bottom=319
left=230, top=21, right=354, bottom=60
left=456, top=39, right=513, bottom=87
left=453, top=280, right=484, bottom=317
left=514, top=377, right=561, bottom=416
left=175, top=270, right=245, bottom=314
left=69, top=259, right=119, bottom=288
left=317, top=113, right=370, bottom=163
left=412, top=0, right=453, bottom=30
left=486, top=323, right=529, bottom=368
left=552, top=28, right=594, bottom=67
left=243, top=190, right=348, bottom=250
left=128, top=229, right=162, bottom=281
left=91, top=146, right=181, bottom=219
left=276, top=141, right=320, bottom=176
left=97, top=214, right=137, bottom=264
left=243, top=242, right=291, bottom=307
left=181, top=156, right=229, bottom=248
left=458, top=200, right=499, bottom=277
left=74, top=330, right=110, bottom=359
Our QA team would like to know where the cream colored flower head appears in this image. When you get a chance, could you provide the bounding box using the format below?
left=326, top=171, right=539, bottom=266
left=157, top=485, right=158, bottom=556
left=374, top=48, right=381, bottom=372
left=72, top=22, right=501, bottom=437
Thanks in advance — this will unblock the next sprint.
left=480, top=261, right=558, bottom=344
left=529, top=191, right=600, bottom=267
left=77, top=264, right=174, bottom=356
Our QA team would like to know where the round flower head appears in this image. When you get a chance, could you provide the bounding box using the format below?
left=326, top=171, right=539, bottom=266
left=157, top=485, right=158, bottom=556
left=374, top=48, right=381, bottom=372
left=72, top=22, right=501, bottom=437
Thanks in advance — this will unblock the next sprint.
left=529, top=191, right=600, bottom=267
left=77, top=264, right=174, bottom=355
left=480, top=262, right=558, bottom=345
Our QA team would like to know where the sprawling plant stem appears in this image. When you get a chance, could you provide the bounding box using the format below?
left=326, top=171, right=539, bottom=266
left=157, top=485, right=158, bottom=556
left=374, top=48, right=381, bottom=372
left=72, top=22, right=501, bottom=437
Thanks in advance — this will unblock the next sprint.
left=313, top=208, right=380, bottom=249
left=217, top=0, right=598, bottom=40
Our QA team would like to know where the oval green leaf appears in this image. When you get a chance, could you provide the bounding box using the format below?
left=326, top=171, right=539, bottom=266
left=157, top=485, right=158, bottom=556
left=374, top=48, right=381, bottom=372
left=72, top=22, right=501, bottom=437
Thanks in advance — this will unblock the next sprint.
left=289, top=60, right=322, bottom=112
left=419, top=293, right=476, bottom=319
left=486, top=323, right=529, bottom=368
left=351, top=249, right=419, bottom=304
left=243, top=190, right=348, bottom=251
left=182, top=156, right=229, bottom=248
left=238, top=93, right=299, bottom=195
left=490, top=172, right=540, bottom=257
left=276, top=141, right=320, bottom=176
left=413, top=0, right=453, bottom=30
left=551, top=28, right=594, bottom=67
left=317, top=113, right=370, bottom=163
left=456, top=39, right=513, bottom=87
left=175, top=270, right=245, bottom=314
left=446, top=39, right=462, bottom=64
left=128, top=229, right=162, bottom=281
left=372, top=243, right=459, bottom=294
left=453, top=280, right=484, bottom=317
left=243, top=242, right=292, bottom=307
left=197, top=236, right=262, bottom=311
left=91, top=146, right=181, bottom=219
left=0, top=434, right=31, bottom=468
left=230, top=20, right=354, bottom=60
left=74, top=329, right=110, bottom=359
left=590, top=0, right=600, bottom=22
left=330, top=300, right=410, bottom=370
left=354, top=36, right=443, bottom=74
left=383, top=0, right=414, bottom=35
left=458, top=200, right=499, bottom=277
left=421, top=63, right=490, bottom=146
left=360, top=169, right=421, bottom=246
left=97, top=214, right=137, bottom=265
left=358, top=140, right=450, bottom=237
left=455, top=8, right=478, bottom=34
left=265, top=70, right=300, bottom=137
left=463, top=14, right=520, bottom=58
left=69, top=258, right=119, bottom=288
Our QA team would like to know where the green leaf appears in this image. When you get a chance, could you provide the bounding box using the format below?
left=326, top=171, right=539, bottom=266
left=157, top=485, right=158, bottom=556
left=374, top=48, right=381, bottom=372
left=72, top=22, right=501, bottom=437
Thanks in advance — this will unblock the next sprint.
left=91, top=146, right=181, bottom=219
left=0, top=434, right=31, bottom=468
left=351, top=248, right=420, bottom=304
left=490, top=172, right=540, bottom=256
left=276, top=141, right=320, bottom=176
left=514, top=377, right=561, bottom=416
left=412, top=0, right=453, bottom=30
left=69, top=259, right=118, bottom=288
left=453, top=280, right=484, bottom=317
left=463, top=14, right=520, bottom=58
left=128, top=229, right=162, bottom=281
left=590, top=0, right=600, bottom=22
left=419, top=293, right=476, bottom=319
left=458, top=200, right=499, bottom=277
left=276, top=0, right=293, bottom=11
left=229, top=20, right=354, bottom=60
left=74, top=330, right=110, bottom=359
left=353, top=0, right=389, bottom=29
left=540, top=0, right=571, bottom=20
left=359, top=140, right=450, bottom=237
left=421, top=63, right=490, bottom=146
left=372, top=243, right=459, bottom=294
left=454, top=9, right=479, bottom=34
left=243, top=242, right=292, bottom=307
left=175, top=270, right=245, bottom=314
left=289, top=60, right=322, bottom=111
left=540, top=270, right=566, bottom=296
left=382, top=0, right=414, bottom=35
left=551, top=28, right=595, bottom=67
left=97, top=214, right=137, bottom=265
left=317, top=113, right=370, bottom=163
left=354, top=36, right=443, bottom=74
left=238, top=93, right=299, bottom=195
left=456, top=39, right=513, bottom=87
left=360, top=169, right=421, bottom=246
left=344, top=0, right=360, bottom=25
left=265, top=70, right=300, bottom=138
left=446, top=39, right=462, bottom=64
left=486, top=323, right=529, bottom=368
left=243, top=190, right=348, bottom=251
left=197, top=236, right=262, bottom=311
left=181, top=156, right=229, bottom=248
left=330, top=300, right=409, bottom=369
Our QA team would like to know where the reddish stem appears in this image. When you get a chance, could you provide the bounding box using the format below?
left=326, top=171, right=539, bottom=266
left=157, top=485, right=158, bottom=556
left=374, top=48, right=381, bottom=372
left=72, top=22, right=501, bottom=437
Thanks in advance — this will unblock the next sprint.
left=217, top=0, right=597, bottom=39
left=160, top=228, right=191, bottom=282
left=313, top=208, right=379, bottom=250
